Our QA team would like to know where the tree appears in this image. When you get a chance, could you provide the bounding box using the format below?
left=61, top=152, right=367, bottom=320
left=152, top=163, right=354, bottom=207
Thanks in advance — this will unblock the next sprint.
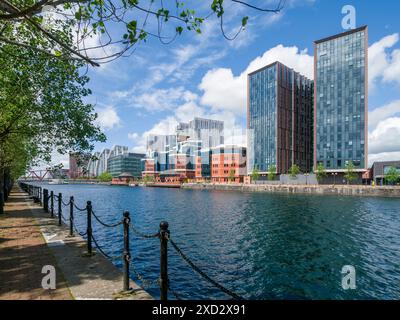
left=289, top=164, right=301, bottom=179
left=228, top=169, right=235, bottom=183
left=385, top=166, right=400, bottom=185
left=315, top=162, right=327, bottom=182
left=143, top=174, right=154, bottom=184
left=0, top=16, right=105, bottom=189
left=250, top=166, right=259, bottom=183
left=267, top=165, right=276, bottom=181
left=98, top=171, right=112, bottom=182
left=344, top=161, right=358, bottom=185
left=0, top=0, right=285, bottom=66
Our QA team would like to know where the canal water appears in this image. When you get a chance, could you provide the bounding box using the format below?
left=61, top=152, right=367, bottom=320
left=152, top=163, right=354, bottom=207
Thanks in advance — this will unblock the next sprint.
left=34, top=183, right=400, bottom=299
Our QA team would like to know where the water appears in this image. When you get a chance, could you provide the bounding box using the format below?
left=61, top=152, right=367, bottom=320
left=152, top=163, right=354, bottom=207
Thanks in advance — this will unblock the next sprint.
left=34, top=183, right=400, bottom=300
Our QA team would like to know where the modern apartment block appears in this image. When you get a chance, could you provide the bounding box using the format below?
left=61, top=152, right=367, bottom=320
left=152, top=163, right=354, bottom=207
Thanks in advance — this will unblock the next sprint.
left=86, top=145, right=130, bottom=177
left=68, top=152, right=91, bottom=178
left=247, top=61, right=314, bottom=175
left=176, top=117, right=224, bottom=150
left=143, top=117, right=224, bottom=180
left=314, top=26, right=368, bottom=171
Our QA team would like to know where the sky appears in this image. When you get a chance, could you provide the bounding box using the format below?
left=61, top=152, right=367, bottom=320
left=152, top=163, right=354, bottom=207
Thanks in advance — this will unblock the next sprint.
left=49, top=0, right=400, bottom=169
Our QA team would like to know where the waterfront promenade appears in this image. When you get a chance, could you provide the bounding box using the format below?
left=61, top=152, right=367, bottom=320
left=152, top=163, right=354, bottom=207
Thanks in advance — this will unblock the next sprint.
left=182, top=183, right=400, bottom=197
left=0, top=187, right=152, bottom=300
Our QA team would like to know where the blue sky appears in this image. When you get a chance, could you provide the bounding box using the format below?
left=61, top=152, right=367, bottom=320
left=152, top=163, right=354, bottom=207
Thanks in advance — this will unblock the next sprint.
left=52, top=0, right=400, bottom=168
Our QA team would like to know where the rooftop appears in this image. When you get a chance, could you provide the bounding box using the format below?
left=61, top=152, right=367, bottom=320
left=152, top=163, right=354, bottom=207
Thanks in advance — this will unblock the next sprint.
left=314, top=25, right=367, bottom=44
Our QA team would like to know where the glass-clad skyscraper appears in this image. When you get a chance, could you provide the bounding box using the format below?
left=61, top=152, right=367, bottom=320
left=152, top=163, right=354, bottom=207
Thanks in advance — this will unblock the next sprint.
left=247, top=61, right=313, bottom=174
left=314, top=26, right=368, bottom=171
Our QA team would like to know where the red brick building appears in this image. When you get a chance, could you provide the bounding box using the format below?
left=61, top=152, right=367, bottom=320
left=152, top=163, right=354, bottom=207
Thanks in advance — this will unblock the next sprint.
left=210, top=145, right=247, bottom=183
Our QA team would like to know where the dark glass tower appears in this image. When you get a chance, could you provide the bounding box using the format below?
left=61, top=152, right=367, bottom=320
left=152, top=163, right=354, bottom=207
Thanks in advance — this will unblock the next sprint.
left=247, top=61, right=314, bottom=174
left=314, top=26, right=368, bottom=171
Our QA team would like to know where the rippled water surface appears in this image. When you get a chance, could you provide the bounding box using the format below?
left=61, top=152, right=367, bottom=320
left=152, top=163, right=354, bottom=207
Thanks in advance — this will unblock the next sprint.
left=35, top=184, right=400, bottom=299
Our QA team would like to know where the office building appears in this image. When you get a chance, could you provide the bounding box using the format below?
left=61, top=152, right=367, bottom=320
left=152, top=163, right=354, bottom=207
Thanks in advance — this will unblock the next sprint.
left=247, top=61, right=314, bottom=175
left=210, top=145, right=247, bottom=183
left=314, top=26, right=368, bottom=171
left=107, top=152, right=145, bottom=178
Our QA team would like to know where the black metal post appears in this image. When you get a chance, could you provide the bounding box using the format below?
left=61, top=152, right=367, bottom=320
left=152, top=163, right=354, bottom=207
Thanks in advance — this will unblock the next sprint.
left=69, top=196, right=74, bottom=237
left=159, top=221, right=169, bottom=301
left=50, top=191, right=54, bottom=218
left=123, top=211, right=130, bottom=291
left=58, top=193, right=62, bottom=226
left=43, top=189, right=48, bottom=212
left=39, top=187, right=42, bottom=205
left=0, top=191, right=4, bottom=215
left=86, top=201, right=92, bottom=255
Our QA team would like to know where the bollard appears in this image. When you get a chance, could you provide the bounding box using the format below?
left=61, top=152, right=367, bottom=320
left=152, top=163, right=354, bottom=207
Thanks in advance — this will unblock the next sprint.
left=43, top=189, right=48, bottom=212
left=69, top=196, right=74, bottom=237
left=50, top=191, right=54, bottom=218
left=0, top=191, right=4, bottom=215
left=159, top=221, right=170, bottom=301
left=123, top=211, right=131, bottom=292
left=86, top=201, right=92, bottom=255
left=58, top=193, right=62, bottom=226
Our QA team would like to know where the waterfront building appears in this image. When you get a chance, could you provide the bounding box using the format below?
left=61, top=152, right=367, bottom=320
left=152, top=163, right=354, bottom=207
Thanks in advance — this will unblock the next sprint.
left=247, top=61, right=314, bottom=175
left=314, top=26, right=368, bottom=172
left=195, top=149, right=212, bottom=181
left=107, top=152, right=145, bottom=178
left=144, top=117, right=224, bottom=182
left=110, top=145, right=129, bottom=158
left=211, top=145, right=247, bottom=183
left=97, top=148, right=111, bottom=176
left=111, top=172, right=136, bottom=185
left=371, top=160, right=400, bottom=185
left=68, top=152, right=91, bottom=179
left=87, top=151, right=100, bottom=178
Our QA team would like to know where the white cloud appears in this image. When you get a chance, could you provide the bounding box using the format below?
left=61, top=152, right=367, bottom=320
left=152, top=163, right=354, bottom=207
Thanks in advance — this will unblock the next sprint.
left=369, top=152, right=400, bottom=166
left=95, top=106, right=121, bottom=130
left=368, top=33, right=400, bottom=89
left=131, top=87, right=198, bottom=112
left=369, top=117, right=400, bottom=154
left=368, top=100, right=400, bottom=165
left=128, top=132, right=139, bottom=141
left=369, top=100, right=400, bottom=130
left=199, top=44, right=314, bottom=115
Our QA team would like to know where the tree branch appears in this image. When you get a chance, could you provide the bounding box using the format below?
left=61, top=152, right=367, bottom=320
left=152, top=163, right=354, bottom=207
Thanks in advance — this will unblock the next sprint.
left=1, top=0, right=99, bottom=66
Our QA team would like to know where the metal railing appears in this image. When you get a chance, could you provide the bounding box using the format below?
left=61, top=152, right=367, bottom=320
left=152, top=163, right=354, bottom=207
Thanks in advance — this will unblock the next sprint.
left=19, top=182, right=244, bottom=300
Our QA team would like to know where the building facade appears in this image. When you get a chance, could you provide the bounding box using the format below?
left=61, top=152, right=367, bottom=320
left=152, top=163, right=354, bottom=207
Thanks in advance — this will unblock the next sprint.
left=247, top=61, right=313, bottom=175
left=314, top=26, right=368, bottom=172
left=371, top=161, right=400, bottom=185
left=68, top=152, right=91, bottom=179
left=210, top=145, right=247, bottom=183
left=107, top=153, right=145, bottom=178
left=144, top=117, right=224, bottom=182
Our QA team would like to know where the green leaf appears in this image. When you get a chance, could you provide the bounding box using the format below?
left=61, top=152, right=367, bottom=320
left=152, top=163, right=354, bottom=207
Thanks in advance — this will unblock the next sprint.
left=242, top=16, right=249, bottom=27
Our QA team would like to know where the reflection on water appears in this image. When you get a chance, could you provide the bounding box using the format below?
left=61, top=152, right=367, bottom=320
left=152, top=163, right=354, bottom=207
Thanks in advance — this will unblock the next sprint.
left=34, top=183, right=400, bottom=299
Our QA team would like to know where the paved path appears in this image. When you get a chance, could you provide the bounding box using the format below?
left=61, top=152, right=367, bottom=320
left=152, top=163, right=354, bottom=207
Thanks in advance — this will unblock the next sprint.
left=0, top=187, right=152, bottom=300
left=0, top=189, right=72, bottom=300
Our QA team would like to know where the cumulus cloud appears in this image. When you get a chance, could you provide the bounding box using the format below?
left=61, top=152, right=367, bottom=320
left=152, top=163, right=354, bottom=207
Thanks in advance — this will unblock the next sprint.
left=199, top=44, right=314, bottom=115
left=95, top=106, right=121, bottom=130
left=129, top=90, right=245, bottom=153
left=368, top=100, right=400, bottom=129
left=368, top=33, right=400, bottom=89
left=368, top=100, right=400, bottom=165
left=369, top=117, right=400, bottom=155
left=131, top=87, right=198, bottom=112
